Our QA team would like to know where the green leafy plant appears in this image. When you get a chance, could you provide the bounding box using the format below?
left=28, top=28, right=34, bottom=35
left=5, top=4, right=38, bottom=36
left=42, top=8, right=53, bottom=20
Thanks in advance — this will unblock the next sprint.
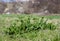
left=5, top=15, right=57, bottom=36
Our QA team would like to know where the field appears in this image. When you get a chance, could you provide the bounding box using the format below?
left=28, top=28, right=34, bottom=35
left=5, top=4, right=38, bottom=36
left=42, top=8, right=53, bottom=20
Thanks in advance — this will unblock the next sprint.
left=0, top=14, right=60, bottom=41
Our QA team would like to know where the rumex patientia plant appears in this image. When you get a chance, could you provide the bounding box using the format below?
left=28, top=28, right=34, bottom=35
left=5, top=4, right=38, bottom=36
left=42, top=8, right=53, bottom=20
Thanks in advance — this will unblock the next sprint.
left=5, top=15, right=57, bottom=36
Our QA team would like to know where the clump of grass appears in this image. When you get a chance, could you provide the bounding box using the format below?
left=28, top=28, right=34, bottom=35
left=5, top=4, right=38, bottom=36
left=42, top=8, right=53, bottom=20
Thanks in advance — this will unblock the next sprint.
left=4, top=15, right=57, bottom=37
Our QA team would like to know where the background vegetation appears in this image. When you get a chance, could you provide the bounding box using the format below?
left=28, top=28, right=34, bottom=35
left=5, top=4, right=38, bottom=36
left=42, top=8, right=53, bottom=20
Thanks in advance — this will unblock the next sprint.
left=0, top=0, right=60, bottom=14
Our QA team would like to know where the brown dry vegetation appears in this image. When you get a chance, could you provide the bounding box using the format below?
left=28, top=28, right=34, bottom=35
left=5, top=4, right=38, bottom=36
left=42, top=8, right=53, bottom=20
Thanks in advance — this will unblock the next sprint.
left=0, top=0, right=60, bottom=14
